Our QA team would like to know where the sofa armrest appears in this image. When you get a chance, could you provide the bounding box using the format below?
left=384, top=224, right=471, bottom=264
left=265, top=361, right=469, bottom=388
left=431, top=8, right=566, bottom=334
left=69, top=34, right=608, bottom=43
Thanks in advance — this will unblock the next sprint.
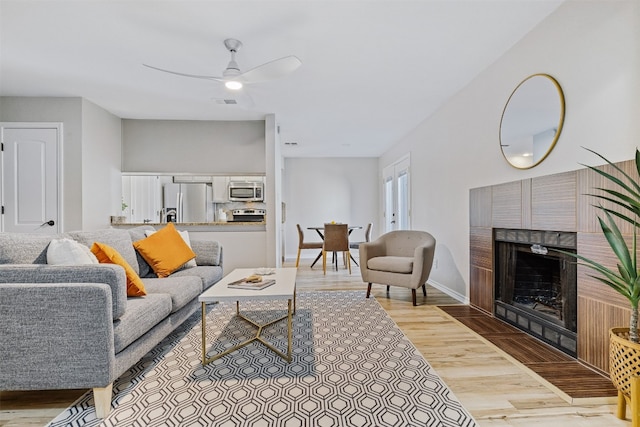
left=0, top=264, right=127, bottom=319
left=190, top=240, right=222, bottom=267
left=0, top=283, right=115, bottom=390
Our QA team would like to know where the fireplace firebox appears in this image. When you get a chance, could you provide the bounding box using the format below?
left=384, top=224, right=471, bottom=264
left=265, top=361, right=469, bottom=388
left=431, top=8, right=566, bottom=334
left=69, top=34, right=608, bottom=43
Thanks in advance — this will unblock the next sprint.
left=494, top=229, right=577, bottom=356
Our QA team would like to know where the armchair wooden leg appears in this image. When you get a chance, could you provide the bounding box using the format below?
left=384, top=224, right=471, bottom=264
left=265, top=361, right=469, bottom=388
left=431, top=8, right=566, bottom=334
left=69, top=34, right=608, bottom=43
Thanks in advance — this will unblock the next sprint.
left=366, top=283, right=372, bottom=298
left=93, top=383, right=113, bottom=418
left=386, top=285, right=390, bottom=293
left=412, top=289, right=417, bottom=306
left=422, top=284, right=427, bottom=297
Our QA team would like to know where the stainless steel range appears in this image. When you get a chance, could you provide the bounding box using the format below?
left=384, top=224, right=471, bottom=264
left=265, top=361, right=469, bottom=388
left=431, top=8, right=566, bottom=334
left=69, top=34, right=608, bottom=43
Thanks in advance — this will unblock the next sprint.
left=230, top=209, right=265, bottom=222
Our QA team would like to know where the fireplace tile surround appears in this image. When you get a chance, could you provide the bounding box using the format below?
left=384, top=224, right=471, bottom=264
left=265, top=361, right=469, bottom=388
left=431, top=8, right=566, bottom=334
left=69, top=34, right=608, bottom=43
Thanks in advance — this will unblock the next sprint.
left=469, top=159, right=637, bottom=374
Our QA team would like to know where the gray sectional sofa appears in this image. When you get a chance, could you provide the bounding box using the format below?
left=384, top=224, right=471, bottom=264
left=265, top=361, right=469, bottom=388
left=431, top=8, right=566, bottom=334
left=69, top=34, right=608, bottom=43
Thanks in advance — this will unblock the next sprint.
left=0, top=226, right=223, bottom=417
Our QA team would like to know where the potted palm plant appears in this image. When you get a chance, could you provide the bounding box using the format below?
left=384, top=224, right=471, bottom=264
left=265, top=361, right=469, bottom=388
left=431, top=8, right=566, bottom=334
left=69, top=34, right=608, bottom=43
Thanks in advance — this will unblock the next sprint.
left=570, top=148, right=640, bottom=424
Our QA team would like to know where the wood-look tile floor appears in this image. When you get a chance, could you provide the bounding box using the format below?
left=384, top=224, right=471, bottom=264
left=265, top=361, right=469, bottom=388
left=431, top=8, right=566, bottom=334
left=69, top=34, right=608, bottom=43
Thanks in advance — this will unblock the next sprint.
left=0, top=259, right=630, bottom=426
left=438, top=305, right=618, bottom=400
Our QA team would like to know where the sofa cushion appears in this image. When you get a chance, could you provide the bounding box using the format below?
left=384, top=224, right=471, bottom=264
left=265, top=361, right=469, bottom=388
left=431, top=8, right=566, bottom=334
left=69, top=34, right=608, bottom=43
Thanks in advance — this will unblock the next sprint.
left=170, top=266, right=224, bottom=291
left=145, top=228, right=197, bottom=268
left=112, top=293, right=172, bottom=353
left=91, top=242, right=147, bottom=297
left=133, top=223, right=196, bottom=278
left=47, top=238, right=99, bottom=265
left=68, top=229, right=140, bottom=275
left=127, top=226, right=156, bottom=278
left=142, top=275, right=203, bottom=313
left=190, top=240, right=222, bottom=266
left=0, top=233, right=54, bottom=264
left=367, top=256, right=414, bottom=274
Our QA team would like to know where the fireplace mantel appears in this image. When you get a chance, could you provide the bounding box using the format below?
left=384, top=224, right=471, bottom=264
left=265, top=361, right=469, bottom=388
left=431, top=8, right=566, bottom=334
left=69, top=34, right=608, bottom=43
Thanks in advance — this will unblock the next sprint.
left=469, top=162, right=637, bottom=374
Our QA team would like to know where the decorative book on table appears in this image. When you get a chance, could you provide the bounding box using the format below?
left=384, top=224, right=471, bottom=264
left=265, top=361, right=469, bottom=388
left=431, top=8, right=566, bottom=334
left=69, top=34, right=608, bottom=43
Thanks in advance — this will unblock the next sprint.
left=227, top=277, right=276, bottom=290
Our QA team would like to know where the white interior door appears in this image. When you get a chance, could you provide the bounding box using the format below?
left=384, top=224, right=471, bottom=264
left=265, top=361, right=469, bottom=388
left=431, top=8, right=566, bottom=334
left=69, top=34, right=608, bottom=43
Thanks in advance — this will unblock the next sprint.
left=382, top=154, right=411, bottom=232
left=1, top=123, right=61, bottom=234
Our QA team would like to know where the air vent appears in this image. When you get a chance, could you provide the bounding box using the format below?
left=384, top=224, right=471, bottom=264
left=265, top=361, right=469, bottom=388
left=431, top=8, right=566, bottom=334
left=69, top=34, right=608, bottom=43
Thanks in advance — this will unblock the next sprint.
left=214, top=99, right=238, bottom=105
left=284, top=142, right=298, bottom=146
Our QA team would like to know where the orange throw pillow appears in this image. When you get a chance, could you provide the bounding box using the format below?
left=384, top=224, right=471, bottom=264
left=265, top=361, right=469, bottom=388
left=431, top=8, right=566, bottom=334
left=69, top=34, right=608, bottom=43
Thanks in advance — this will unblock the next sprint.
left=132, top=223, right=196, bottom=278
left=91, top=242, right=147, bottom=297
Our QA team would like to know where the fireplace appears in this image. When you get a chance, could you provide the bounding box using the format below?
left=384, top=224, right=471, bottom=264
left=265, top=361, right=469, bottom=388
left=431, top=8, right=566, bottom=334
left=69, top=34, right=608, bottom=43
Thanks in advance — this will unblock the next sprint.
left=494, top=229, right=577, bottom=356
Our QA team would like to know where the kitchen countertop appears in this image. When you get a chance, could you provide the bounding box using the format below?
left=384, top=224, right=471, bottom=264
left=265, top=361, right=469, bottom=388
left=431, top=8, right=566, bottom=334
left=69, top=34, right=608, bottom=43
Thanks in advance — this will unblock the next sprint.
left=110, top=221, right=266, bottom=231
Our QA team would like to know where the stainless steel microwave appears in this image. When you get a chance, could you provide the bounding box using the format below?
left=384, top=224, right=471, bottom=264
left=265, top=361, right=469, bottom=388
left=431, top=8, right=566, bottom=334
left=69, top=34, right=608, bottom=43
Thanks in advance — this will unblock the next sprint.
left=228, top=181, right=264, bottom=201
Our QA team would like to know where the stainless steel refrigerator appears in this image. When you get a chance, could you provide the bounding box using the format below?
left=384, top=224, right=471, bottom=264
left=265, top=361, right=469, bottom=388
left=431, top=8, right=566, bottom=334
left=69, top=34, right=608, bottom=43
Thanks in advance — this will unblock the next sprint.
left=163, top=183, right=210, bottom=223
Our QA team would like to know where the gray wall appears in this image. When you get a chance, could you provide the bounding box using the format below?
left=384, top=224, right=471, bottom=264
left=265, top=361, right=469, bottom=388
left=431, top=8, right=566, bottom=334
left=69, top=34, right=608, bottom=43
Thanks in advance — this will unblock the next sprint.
left=122, top=119, right=265, bottom=173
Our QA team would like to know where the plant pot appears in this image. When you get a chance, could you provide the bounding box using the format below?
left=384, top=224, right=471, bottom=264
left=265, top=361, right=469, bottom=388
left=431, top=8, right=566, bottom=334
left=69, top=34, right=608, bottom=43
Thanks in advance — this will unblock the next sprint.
left=110, top=215, right=127, bottom=224
left=610, top=327, right=640, bottom=426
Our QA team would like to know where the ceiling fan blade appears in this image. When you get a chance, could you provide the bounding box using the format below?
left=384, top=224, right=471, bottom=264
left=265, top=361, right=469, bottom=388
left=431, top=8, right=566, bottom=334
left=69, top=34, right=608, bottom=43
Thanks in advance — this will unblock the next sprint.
left=239, top=55, right=302, bottom=84
left=143, top=63, right=224, bottom=81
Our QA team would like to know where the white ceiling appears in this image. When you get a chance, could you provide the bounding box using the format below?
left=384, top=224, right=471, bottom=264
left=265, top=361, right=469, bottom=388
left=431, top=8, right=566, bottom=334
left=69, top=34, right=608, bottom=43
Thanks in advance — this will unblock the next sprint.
left=0, top=0, right=564, bottom=158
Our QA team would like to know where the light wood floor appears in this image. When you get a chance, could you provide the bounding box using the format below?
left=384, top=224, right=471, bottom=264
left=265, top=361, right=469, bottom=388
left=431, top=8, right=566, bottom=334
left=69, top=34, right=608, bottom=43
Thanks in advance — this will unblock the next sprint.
left=0, top=260, right=631, bottom=427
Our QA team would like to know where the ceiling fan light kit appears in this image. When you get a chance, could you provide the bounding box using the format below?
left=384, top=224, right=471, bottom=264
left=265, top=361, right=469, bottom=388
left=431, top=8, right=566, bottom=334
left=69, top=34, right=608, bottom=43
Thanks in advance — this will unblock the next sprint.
left=143, top=38, right=301, bottom=93
left=225, top=80, right=243, bottom=90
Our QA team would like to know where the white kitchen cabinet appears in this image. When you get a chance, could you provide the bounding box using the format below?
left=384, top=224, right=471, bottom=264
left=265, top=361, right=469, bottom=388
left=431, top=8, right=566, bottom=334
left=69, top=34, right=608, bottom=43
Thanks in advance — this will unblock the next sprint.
left=212, top=176, right=229, bottom=203
left=123, top=175, right=161, bottom=223
left=232, top=176, right=265, bottom=184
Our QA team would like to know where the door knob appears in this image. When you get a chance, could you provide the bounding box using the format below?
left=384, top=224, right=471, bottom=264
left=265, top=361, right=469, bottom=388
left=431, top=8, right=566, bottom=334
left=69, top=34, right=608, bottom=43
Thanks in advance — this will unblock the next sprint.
left=42, top=220, right=55, bottom=227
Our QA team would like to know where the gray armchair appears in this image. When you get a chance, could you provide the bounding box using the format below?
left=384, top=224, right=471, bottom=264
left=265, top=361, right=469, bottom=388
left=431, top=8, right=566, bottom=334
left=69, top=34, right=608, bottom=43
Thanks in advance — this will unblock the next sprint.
left=359, top=230, right=436, bottom=306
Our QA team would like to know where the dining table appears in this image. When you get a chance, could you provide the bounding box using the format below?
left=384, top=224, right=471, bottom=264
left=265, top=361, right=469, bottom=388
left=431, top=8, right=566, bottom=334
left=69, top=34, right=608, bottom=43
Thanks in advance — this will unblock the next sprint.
left=307, top=225, right=362, bottom=269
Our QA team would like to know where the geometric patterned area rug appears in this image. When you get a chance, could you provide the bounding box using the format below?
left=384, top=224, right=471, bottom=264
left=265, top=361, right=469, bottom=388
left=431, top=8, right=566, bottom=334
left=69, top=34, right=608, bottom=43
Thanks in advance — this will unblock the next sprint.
left=47, top=291, right=476, bottom=427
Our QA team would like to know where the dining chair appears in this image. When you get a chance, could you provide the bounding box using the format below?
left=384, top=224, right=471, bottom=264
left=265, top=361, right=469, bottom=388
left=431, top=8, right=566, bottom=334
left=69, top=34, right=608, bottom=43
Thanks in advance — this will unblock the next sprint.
left=322, top=223, right=351, bottom=275
left=295, top=224, right=323, bottom=267
left=347, top=223, right=372, bottom=267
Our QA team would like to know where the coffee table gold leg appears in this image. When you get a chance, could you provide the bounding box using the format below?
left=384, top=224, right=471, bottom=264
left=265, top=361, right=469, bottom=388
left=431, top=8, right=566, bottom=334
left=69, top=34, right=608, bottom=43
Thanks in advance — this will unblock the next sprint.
left=201, top=298, right=295, bottom=365
left=201, top=302, right=207, bottom=364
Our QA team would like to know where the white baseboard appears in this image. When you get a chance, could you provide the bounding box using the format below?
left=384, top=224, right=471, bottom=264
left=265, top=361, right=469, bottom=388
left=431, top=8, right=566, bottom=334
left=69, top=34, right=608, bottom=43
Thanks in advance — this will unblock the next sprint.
left=427, top=279, right=468, bottom=304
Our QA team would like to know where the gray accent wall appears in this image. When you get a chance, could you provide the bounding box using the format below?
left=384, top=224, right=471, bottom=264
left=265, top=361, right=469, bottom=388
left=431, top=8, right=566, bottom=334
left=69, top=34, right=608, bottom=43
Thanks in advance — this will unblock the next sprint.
left=121, top=119, right=266, bottom=174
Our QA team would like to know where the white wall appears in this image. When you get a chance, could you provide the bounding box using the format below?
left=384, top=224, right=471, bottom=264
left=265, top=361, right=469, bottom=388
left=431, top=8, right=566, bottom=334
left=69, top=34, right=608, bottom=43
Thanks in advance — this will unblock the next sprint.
left=265, top=114, right=283, bottom=267
left=81, top=99, right=122, bottom=230
left=122, top=119, right=265, bottom=173
left=283, top=157, right=378, bottom=261
left=380, top=0, right=640, bottom=300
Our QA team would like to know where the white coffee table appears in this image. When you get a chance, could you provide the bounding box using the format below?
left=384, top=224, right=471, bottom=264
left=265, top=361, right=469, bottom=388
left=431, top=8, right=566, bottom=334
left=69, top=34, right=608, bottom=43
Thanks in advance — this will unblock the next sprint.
left=198, top=267, right=297, bottom=365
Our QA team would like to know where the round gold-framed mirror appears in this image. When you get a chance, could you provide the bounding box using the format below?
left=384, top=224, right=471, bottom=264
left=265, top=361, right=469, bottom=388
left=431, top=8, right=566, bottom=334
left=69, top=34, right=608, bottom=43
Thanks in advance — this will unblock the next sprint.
left=499, top=74, right=565, bottom=169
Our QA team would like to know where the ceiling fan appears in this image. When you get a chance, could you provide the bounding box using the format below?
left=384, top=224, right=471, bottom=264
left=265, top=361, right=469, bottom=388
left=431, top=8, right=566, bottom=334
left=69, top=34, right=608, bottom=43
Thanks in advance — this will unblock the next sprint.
left=143, top=38, right=301, bottom=90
